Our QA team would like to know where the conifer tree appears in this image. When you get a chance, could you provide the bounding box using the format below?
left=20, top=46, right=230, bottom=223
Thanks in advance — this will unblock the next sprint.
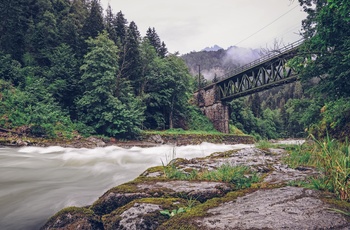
left=114, top=11, right=128, bottom=45
left=82, top=0, right=104, bottom=39
left=125, top=21, right=142, bottom=95
left=146, top=27, right=167, bottom=57
left=0, top=0, right=29, bottom=61
left=104, top=4, right=118, bottom=44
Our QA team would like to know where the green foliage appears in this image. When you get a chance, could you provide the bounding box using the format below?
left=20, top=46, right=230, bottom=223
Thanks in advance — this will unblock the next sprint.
left=46, top=44, right=80, bottom=111
left=0, top=0, right=191, bottom=139
left=255, top=140, right=274, bottom=149
left=309, top=98, right=350, bottom=140
left=146, top=27, right=167, bottom=57
left=200, top=164, right=259, bottom=189
left=229, top=99, right=284, bottom=140
left=186, top=106, right=217, bottom=132
left=229, top=124, right=245, bottom=135
left=283, top=144, right=313, bottom=169
left=284, top=98, right=321, bottom=137
left=163, top=163, right=259, bottom=190
left=143, top=54, right=192, bottom=130
left=284, top=136, right=350, bottom=201
left=81, top=0, right=104, bottom=40
left=297, top=0, right=350, bottom=99
left=0, top=52, right=24, bottom=86
left=0, top=76, right=75, bottom=137
left=77, top=32, right=144, bottom=137
left=160, top=207, right=187, bottom=218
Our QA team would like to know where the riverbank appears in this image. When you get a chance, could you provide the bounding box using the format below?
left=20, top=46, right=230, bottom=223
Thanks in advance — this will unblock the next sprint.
left=41, top=143, right=350, bottom=229
left=0, top=131, right=254, bottom=148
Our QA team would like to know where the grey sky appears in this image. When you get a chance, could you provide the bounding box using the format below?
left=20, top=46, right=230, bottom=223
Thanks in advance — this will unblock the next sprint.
left=101, top=0, right=306, bottom=54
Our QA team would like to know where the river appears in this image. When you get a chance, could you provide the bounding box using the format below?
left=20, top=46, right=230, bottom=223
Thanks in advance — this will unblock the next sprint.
left=0, top=143, right=251, bottom=230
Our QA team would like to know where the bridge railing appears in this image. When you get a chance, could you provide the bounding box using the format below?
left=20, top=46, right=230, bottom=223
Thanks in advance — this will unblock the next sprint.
left=216, top=39, right=304, bottom=83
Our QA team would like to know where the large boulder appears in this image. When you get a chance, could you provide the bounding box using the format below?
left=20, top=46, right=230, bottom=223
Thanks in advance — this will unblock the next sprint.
left=40, top=207, right=103, bottom=230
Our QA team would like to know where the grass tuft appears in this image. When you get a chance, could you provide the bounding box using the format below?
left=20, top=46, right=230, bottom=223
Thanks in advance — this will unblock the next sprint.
left=284, top=135, right=350, bottom=201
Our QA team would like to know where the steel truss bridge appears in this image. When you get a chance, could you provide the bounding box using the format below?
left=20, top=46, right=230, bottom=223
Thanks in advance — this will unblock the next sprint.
left=214, top=40, right=303, bottom=101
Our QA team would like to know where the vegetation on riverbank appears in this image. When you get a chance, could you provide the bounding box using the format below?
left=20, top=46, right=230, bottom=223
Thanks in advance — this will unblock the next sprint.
left=162, top=163, right=259, bottom=190
left=257, top=136, right=350, bottom=202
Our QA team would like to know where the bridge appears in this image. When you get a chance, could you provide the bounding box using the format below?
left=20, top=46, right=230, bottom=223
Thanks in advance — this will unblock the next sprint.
left=194, top=40, right=303, bottom=133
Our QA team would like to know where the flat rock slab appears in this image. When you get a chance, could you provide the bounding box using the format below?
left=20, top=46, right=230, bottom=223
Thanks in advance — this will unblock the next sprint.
left=197, top=186, right=350, bottom=229
left=92, top=181, right=232, bottom=215
left=138, top=181, right=232, bottom=202
left=264, top=164, right=319, bottom=184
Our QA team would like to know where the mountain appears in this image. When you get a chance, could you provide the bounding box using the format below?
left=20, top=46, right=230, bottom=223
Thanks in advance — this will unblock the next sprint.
left=181, top=46, right=262, bottom=82
left=201, top=45, right=223, bottom=52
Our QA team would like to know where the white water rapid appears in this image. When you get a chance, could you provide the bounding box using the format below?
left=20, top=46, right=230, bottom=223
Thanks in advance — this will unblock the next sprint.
left=0, top=143, right=251, bottom=230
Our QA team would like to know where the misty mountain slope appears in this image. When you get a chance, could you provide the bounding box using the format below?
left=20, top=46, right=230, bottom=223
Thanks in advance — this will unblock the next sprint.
left=181, top=46, right=261, bottom=81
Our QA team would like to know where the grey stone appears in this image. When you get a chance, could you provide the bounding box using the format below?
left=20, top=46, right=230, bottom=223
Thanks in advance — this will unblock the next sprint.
left=197, top=187, right=350, bottom=229
left=118, top=203, right=161, bottom=230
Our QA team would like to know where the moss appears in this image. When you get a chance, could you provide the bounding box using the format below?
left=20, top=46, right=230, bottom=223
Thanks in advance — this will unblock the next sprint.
left=102, top=197, right=192, bottom=230
left=158, top=188, right=257, bottom=229
left=143, top=166, right=165, bottom=174
left=90, top=178, right=182, bottom=216
left=43, top=206, right=100, bottom=228
left=50, top=207, right=95, bottom=219
left=208, top=149, right=240, bottom=159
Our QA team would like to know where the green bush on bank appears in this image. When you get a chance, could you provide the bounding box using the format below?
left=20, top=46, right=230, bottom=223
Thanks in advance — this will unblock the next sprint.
left=283, top=136, right=350, bottom=201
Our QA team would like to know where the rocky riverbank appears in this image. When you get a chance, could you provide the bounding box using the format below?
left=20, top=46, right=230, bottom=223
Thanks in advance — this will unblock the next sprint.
left=40, top=144, right=350, bottom=229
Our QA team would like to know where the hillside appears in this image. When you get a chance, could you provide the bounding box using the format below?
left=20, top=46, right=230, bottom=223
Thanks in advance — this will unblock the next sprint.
left=181, top=46, right=261, bottom=82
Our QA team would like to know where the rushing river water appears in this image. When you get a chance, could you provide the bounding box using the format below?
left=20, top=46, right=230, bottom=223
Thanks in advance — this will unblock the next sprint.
left=0, top=143, right=251, bottom=230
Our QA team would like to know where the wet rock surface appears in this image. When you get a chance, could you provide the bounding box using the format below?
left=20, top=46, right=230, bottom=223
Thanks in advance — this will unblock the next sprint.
left=42, top=145, right=350, bottom=229
left=197, top=187, right=349, bottom=229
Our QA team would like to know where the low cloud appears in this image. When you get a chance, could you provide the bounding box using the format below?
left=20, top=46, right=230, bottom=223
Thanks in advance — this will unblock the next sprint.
left=223, top=46, right=261, bottom=66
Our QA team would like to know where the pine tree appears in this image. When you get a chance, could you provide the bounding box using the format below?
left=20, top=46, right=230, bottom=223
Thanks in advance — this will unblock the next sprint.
left=82, top=0, right=104, bottom=39
left=114, top=11, right=128, bottom=45
left=146, top=27, right=167, bottom=57
left=125, top=21, right=142, bottom=95
left=46, top=44, right=80, bottom=116
left=104, top=4, right=118, bottom=43
left=0, top=0, right=32, bottom=61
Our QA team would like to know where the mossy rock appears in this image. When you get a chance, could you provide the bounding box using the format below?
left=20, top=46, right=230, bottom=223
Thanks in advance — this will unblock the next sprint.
left=158, top=189, right=252, bottom=229
left=40, top=207, right=103, bottom=230
left=90, top=178, right=234, bottom=217
left=102, top=197, right=192, bottom=230
left=160, top=187, right=350, bottom=229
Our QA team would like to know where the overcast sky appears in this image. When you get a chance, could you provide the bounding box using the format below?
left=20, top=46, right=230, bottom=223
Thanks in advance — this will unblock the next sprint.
left=100, top=0, right=306, bottom=54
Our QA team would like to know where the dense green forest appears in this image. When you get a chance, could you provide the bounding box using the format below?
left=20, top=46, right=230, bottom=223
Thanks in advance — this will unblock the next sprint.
left=0, top=0, right=214, bottom=138
left=0, top=0, right=349, bottom=140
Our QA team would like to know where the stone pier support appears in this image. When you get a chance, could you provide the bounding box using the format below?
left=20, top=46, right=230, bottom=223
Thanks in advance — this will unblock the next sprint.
left=194, top=85, right=230, bottom=133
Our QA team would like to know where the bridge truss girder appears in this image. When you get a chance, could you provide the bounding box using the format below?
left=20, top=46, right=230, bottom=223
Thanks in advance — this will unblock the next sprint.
left=218, top=57, right=298, bottom=101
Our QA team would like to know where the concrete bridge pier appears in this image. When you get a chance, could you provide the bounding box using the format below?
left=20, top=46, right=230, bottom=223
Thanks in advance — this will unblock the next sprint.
left=194, top=85, right=230, bottom=133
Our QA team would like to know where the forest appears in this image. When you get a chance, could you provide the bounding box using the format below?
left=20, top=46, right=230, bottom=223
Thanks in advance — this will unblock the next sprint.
left=0, top=0, right=349, bottom=140
left=0, top=0, right=210, bottom=139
